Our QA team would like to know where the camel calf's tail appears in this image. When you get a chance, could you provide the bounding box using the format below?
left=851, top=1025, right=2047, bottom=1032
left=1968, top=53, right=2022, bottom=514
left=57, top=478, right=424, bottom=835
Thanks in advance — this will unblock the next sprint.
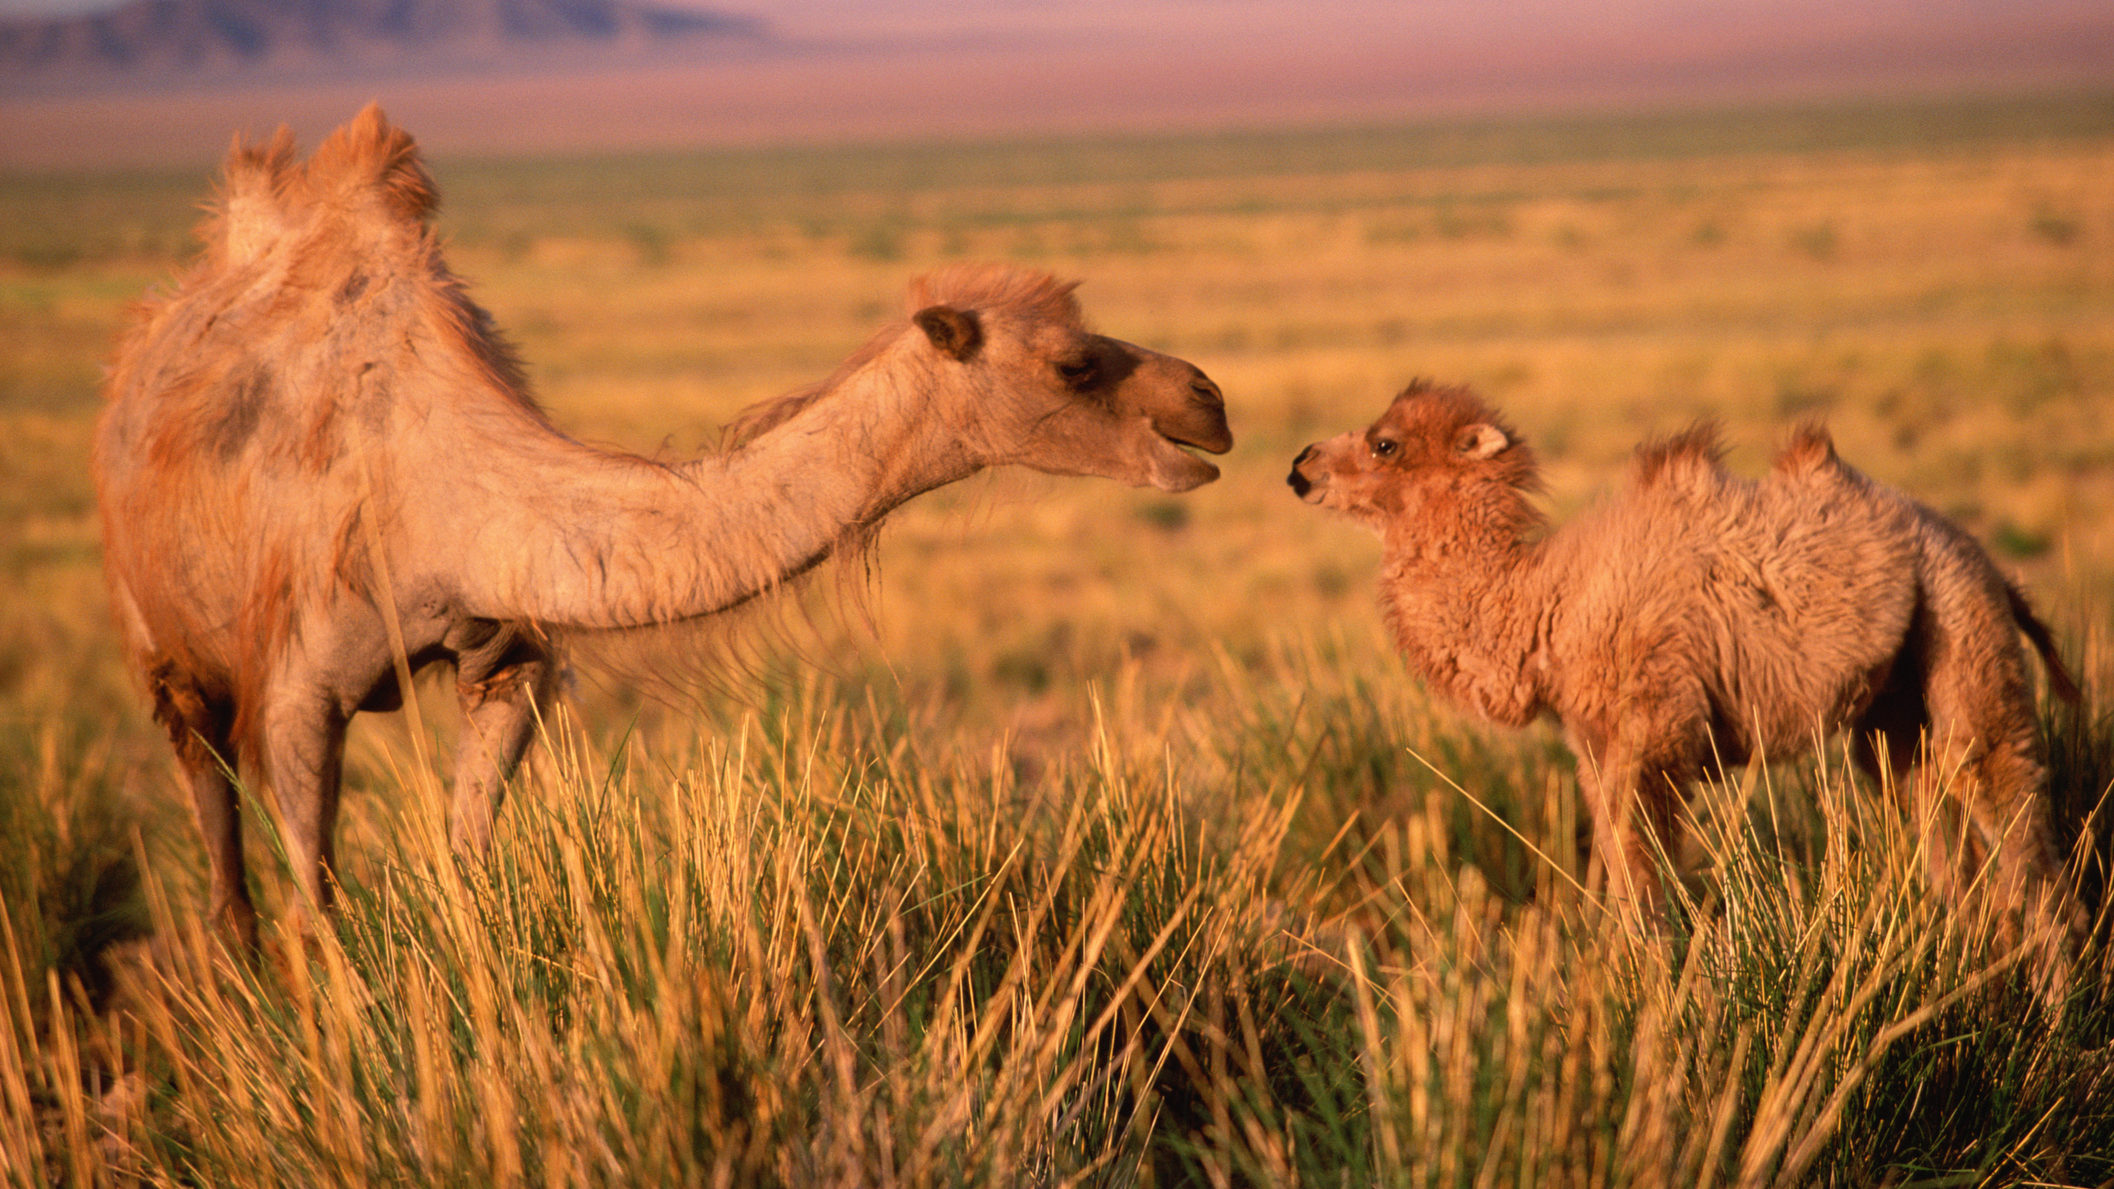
left=2007, top=580, right=2083, bottom=705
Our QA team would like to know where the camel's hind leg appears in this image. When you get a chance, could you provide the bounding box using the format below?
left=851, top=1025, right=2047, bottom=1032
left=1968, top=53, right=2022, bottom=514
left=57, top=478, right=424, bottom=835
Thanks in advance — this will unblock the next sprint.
left=1925, top=719, right=2082, bottom=950
left=151, top=672, right=256, bottom=948
left=449, top=636, right=560, bottom=858
left=1850, top=656, right=1964, bottom=892
left=1911, top=575, right=2084, bottom=982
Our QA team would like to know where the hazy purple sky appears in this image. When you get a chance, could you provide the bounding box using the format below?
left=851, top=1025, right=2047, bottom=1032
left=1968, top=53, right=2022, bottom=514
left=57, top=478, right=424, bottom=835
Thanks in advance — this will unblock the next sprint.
left=4, top=0, right=2109, bottom=168
left=5, top=0, right=2109, bottom=78
left=0, top=0, right=2102, bottom=36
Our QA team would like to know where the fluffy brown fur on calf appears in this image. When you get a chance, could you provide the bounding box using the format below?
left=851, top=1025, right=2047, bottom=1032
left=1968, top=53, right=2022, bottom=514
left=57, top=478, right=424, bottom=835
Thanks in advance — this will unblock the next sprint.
left=1290, top=381, right=2084, bottom=965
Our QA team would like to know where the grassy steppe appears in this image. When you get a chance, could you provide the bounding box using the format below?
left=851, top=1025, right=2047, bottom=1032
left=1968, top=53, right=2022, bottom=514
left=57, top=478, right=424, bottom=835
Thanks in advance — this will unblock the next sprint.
left=4, top=93, right=2114, bottom=1185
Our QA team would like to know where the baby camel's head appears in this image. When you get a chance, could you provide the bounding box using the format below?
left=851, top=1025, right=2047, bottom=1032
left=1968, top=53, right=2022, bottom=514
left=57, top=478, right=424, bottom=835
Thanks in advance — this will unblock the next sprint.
left=1288, top=381, right=1539, bottom=537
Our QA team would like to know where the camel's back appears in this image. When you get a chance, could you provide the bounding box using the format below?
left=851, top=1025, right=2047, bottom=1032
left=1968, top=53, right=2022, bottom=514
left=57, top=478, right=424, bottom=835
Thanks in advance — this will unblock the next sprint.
left=93, top=106, right=527, bottom=681
left=97, top=106, right=508, bottom=479
left=1549, top=424, right=1919, bottom=752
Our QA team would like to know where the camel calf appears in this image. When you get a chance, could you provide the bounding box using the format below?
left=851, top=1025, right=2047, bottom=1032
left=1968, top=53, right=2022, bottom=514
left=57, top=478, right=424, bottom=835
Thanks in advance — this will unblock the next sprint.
left=1289, top=381, right=2084, bottom=961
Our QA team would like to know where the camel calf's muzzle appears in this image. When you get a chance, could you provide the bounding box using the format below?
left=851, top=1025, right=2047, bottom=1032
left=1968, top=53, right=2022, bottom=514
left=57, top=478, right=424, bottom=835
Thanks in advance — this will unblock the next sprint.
left=1286, top=444, right=1319, bottom=499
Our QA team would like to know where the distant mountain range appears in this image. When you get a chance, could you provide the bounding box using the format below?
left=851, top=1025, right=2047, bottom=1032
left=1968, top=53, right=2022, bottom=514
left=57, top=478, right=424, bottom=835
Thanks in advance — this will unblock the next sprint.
left=0, top=0, right=766, bottom=89
left=2, top=0, right=2108, bottom=169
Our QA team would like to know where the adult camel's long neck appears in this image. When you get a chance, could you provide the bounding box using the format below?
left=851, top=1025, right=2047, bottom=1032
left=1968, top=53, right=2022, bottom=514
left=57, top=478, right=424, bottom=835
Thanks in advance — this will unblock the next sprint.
left=442, top=351, right=976, bottom=630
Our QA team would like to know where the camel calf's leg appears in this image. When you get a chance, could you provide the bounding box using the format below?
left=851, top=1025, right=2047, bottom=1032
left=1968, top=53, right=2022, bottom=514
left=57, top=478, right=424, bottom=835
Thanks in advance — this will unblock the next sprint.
left=1935, top=728, right=2084, bottom=963
left=450, top=642, right=560, bottom=857
left=1578, top=743, right=1689, bottom=932
left=1917, top=591, right=2086, bottom=996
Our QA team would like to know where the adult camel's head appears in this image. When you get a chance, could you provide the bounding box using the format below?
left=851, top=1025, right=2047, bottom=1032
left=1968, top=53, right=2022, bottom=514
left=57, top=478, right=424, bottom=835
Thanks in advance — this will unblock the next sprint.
left=744, top=266, right=1233, bottom=493
left=917, top=267, right=1231, bottom=491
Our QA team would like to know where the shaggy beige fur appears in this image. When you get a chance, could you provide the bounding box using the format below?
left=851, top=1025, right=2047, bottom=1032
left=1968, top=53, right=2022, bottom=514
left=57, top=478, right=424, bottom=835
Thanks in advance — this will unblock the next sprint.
left=1290, top=381, right=2083, bottom=957
left=95, top=106, right=1231, bottom=944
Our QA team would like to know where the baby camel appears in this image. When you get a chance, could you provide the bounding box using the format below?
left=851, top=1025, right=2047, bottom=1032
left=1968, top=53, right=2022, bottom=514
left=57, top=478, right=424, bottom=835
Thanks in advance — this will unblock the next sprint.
left=95, top=106, right=1230, bottom=945
left=1290, top=381, right=2083, bottom=954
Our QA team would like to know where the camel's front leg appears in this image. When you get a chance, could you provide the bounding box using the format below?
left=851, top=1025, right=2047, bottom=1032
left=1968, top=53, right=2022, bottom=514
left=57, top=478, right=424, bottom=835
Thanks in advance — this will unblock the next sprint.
left=183, top=737, right=258, bottom=949
left=1576, top=735, right=1689, bottom=933
left=152, top=681, right=258, bottom=948
left=1580, top=758, right=1662, bottom=930
left=450, top=637, right=560, bottom=858
left=257, top=683, right=350, bottom=930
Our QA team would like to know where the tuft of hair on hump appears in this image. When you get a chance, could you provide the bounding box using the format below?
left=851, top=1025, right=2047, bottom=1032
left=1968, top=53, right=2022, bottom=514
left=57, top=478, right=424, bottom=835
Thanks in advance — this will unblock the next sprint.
left=195, top=105, right=437, bottom=272
left=201, top=124, right=300, bottom=270
left=909, top=264, right=1083, bottom=326
left=1771, top=419, right=1839, bottom=476
left=299, top=102, right=439, bottom=226
left=1631, top=421, right=1725, bottom=488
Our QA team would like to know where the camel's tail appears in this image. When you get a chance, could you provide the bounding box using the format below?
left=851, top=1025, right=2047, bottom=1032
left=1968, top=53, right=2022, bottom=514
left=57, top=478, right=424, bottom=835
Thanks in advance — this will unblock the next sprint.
left=2008, top=580, right=2083, bottom=705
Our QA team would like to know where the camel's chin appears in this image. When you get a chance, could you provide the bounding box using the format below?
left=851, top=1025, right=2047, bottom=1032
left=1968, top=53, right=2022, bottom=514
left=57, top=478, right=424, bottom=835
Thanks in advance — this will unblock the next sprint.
left=1293, top=484, right=1368, bottom=522
left=1144, top=441, right=1222, bottom=491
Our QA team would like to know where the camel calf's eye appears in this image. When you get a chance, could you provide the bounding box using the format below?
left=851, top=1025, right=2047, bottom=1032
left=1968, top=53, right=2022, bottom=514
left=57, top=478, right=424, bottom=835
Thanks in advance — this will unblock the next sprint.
left=1372, top=438, right=1399, bottom=459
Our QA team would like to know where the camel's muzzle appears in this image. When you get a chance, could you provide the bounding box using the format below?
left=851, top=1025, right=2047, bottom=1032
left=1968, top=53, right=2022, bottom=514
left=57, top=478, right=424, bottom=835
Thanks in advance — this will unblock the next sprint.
left=1287, top=445, right=1316, bottom=498
left=1151, top=371, right=1234, bottom=457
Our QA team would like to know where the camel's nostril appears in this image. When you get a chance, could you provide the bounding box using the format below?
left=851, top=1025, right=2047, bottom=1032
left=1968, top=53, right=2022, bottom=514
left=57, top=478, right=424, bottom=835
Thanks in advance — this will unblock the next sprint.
left=1191, top=375, right=1223, bottom=407
left=1288, top=446, right=1318, bottom=497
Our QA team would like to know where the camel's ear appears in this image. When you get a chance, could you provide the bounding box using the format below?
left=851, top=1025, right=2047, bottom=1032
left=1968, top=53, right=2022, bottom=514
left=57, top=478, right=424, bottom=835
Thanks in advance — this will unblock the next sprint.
left=914, top=305, right=983, bottom=361
left=1455, top=423, right=1510, bottom=460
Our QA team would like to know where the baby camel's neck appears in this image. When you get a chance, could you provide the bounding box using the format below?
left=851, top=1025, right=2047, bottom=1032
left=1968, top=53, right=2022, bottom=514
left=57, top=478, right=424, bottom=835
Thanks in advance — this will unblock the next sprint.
left=1378, top=518, right=1551, bottom=729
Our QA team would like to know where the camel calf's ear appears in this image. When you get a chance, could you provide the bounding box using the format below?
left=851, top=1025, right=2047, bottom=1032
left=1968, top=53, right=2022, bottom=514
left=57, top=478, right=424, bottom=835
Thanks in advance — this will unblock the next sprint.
left=1456, top=423, right=1510, bottom=460
left=913, top=305, right=983, bottom=361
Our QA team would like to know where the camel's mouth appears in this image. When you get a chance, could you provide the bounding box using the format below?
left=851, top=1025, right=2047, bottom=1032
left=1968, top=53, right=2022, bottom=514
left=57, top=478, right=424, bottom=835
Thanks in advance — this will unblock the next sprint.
left=1146, top=438, right=1221, bottom=492
left=1160, top=427, right=1232, bottom=459
left=1146, top=417, right=1233, bottom=492
left=1127, top=365, right=1230, bottom=491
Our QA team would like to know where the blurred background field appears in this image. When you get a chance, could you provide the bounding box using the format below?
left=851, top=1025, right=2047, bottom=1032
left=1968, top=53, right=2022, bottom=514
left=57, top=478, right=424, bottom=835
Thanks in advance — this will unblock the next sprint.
left=6, top=93, right=2110, bottom=748
left=5, top=91, right=2114, bottom=1183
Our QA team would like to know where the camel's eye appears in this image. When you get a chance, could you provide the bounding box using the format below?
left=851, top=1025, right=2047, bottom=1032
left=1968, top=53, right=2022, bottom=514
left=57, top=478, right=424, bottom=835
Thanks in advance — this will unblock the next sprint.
left=1056, top=355, right=1100, bottom=389
left=1372, top=438, right=1400, bottom=459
